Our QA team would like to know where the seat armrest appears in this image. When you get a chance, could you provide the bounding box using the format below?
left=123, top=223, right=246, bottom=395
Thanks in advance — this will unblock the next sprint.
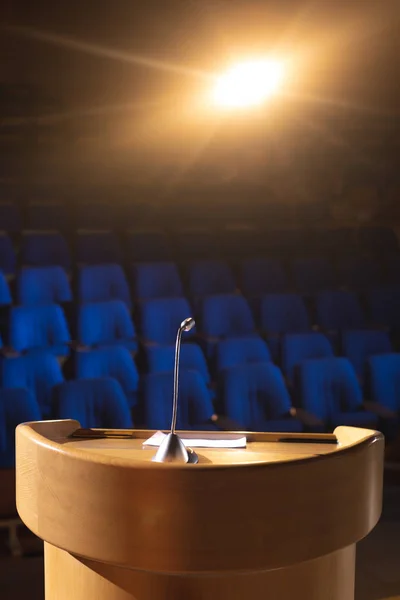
left=362, top=401, right=397, bottom=419
left=290, top=407, right=324, bottom=428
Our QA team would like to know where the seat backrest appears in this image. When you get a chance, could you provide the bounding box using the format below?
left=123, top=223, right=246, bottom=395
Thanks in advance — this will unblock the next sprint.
left=369, top=354, right=400, bottom=411
left=189, top=261, right=236, bottom=297
left=0, top=234, right=17, bottom=275
left=133, top=262, right=183, bottom=299
left=18, top=266, right=72, bottom=305
left=0, top=388, right=41, bottom=468
left=76, top=346, right=139, bottom=396
left=316, top=291, right=364, bottom=331
left=78, top=300, right=136, bottom=346
left=0, top=203, right=20, bottom=232
left=28, top=204, right=66, bottom=230
left=10, top=304, right=71, bottom=352
left=216, top=336, right=271, bottom=371
left=146, top=343, right=210, bottom=383
left=240, top=258, right=287, bottom=295
left=143, top=370, right=214, bottom=430
left=141, top=297, right=194, bottom=344
left=127, top=230, right=171, bottom=262
left=201, top=294, right=255, bottom=338
left=366, top=285, right=400, bottom=328
left=223, top=363, right=292, bottom=429
left=177, top=230, right=219, bottom=259
left=76, top=231, right=122, bottom=264
left=0, top=272, right=11, bottom=306
left=78, top=264, right=131, bottom=308
left=261, top=294, right=310, bottom=334
left=338, top=256, right=382, bottom=289
left=299, top=357, right=362, bottom=422
left=21, top=233, right=70, bottom=269
left=282, top=333, right=333, bottom=384
left=292, top=257, right=336, bottom=293
left=54, top=378, right=133, bottom=428
left=342, top=330, right=392, bottom=379
left=359, top=226, right=399, bottom=253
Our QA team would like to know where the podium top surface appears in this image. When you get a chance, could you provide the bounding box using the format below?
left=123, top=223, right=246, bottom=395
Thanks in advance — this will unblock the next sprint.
left=16, top=420, right=384, bottom=574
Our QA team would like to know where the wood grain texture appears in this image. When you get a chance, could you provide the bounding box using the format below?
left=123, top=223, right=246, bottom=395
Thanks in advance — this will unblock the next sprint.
left=45, top=542, right=356, bottom=600
left=16, top=421, right=384, bottom=574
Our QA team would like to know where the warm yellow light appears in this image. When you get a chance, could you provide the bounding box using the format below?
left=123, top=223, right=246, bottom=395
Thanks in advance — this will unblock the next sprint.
left=212, top=59, right=285, bottom=109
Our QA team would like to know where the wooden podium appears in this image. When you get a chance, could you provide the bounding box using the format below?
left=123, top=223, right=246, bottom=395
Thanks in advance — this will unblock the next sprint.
left=16, top=421, right=384, bottom=600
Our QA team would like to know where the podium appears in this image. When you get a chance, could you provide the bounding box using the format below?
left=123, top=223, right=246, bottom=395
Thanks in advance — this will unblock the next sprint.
left=16, top=421, right=384, bottom=600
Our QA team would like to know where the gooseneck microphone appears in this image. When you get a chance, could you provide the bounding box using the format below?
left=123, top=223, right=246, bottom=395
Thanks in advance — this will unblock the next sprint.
left=152, top=317, right=198, bottom=464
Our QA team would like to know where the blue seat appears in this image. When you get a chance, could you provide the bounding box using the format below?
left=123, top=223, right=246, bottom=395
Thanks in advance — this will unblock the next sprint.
left=78, top=300, right=137, bottom=352
left=282, top=333, right=333, bottom=385
left=260, top=293, right=310, bottom=360
left=292, top=257, right=337, bottom=294
left=369, top=354, right=400, bottom=412
left=240, top=258, right=288, bottom=296
left=21, top=232, right=71, bottom=269
left=132, top=262, right=183, bottom=299
left=18, top=266, right=72, bottom=306
left=216, top=336, right=271, bottom=372
left=201, top=294, right=256, bottom=345
left=75, top=204, right=115, bottom=230
left=126, top=230, right=171, bottom=262
left=76, top=346, right=139, bottom=408
left=146, top=343, right=210, bottom=384
left=189, top=261, right=236, bottom=298
left=299, top=357, right=378, bottom=429
left=338, top=256, right=382, bottom=290
left=144, top=371, right=215, bottom=430
left=0, top=388, right=41, bottom=468
left=0, top=203, right=20, bottom=233
left=2, top=351, right=64, bottom=418
left=176, top=230, right=220, bottom=259
left=76, top=231, right=122, bottom=264
left=79, top=264, right=132, bottom=308
left=0, top=234, right=16, bottom=275
left=223, top=363, right=303, bottom=432
left=10, top=304, right=71, bottom=356
left=342, top=330, right=392, bottom=380
left=366, top=285, right=400, bottom=329
left=27, top=204, right=67, bottom=230
left=0, top=272, right=11, bottom=306
left=54, top=378, right=133, bottom=428
left=316, top=291, right=365, bottom=332
left=140, top=297, right=194, bottom=345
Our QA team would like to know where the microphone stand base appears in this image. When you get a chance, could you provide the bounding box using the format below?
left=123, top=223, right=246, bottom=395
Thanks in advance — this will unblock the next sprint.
left=152, top=432, right=198, bottom=464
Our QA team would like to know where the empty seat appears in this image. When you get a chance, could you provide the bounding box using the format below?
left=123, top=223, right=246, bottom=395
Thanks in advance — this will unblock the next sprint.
left=223, top=363, right=303, bottom=432
left=366, top=285, right=400, bottom=329
left=10, top=304, right=71, bottom=356
left=74, top=204, right=115, bottom=230
left=338, top=256, right=382, bottom=290
left=299, top=357, right=377, bottom=429
left=79, top=264, right=132, bottom=308
left=292, top=257, right=336, bottom=294
left=27, top=203, right=67, bottom=230
left=0, top=203, right=20, bottom=233
left=18, top=266, right=72, bottom=306
left=54, top=378, right=133, bottom=428
left=176, top=230, right=219, bottom=259
left=21, top=232, right=71, bottom=269
left=78, top=300, right=137, bottom=352
left=189, top=260, right=236, bottom=298
left=144, top=371, right=215, bottom=430
left=126, top=230, right=171, bottom=262
left=76, top=346, right=139, bottom=408
left=202, top=294, right=256, bottom=340
left=342, top=330, right=392, bottom=380
left=216, top=336, right=271, bottom=372
left=132, top=262, right=183, bottom=300
left=140, top=297, right=194, bottom=345
left=316, top=291, right=365, bottom=332
left=0, top=273, right=11, bottom=305
left=369, top=354, right=400, bottom=412
left=0, top=388, right=41, bottom=468
left=146, top=343, right=210, bottom=384
left=76, top=231, right=122, bottom=264
left=2, top=351, right=64, bottom=417
left=282, top=333, right=333, bottom=385
left=0, top=234, right=16, bottom=275
left=240, top=258, right=288, bottom=296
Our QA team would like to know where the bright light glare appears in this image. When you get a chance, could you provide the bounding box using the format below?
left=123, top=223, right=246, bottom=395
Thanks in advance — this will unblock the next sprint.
left=212, top=59, right=285, bottom=109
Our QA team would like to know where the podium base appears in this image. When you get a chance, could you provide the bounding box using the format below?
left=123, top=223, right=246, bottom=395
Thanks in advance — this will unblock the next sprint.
left=45, top=542, right=355, bottom=600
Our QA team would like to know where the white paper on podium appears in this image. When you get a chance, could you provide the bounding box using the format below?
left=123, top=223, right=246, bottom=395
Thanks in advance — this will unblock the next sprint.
left=143, top=430, right=247, bottom=448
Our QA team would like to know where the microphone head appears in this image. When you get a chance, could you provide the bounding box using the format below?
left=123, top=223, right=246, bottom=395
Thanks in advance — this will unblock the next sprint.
left=180, top=317, right=195, bottom=332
